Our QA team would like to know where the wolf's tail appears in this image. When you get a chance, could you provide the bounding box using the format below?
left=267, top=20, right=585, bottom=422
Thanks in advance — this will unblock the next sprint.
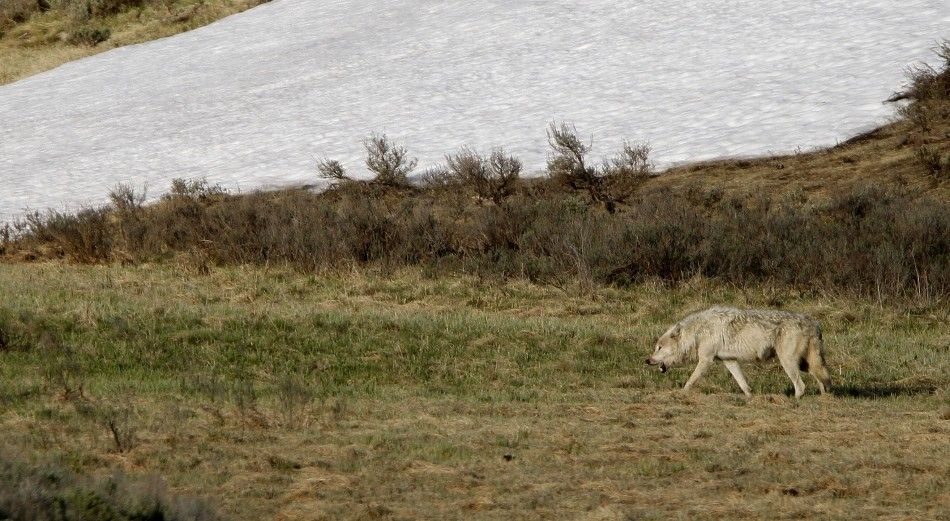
left=805, top=327, right=832, bottom=394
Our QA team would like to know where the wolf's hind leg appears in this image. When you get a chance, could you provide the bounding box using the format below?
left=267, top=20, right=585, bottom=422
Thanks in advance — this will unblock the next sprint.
left=806, top=337, right=831, bottom=394
left=808, top=363, right=831, bottom=394
left=778, top=354, right=806, bottom=399
left=723, top=360, right=752, bottom=396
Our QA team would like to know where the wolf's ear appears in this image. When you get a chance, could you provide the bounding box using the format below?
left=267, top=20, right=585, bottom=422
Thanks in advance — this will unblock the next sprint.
left=670, top=324, right=681, bottom=339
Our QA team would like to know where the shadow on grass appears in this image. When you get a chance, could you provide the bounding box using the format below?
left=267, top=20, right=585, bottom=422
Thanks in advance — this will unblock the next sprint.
left=831, top=382, right=939, bottom=399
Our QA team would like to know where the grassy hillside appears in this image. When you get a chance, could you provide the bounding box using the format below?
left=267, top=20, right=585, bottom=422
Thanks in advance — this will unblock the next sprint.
left=0, top=263, right=947, bottom=519
left=654, top=119, right=948, bottom=199
left=7, top=114, right=948, bottom=303
left=0, top=0, right=267, bottom=85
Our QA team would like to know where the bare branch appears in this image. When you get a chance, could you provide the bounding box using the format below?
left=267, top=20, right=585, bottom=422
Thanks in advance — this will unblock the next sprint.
left=446, top=146, right=521, bottom=205
left=316, top=158, right=351, bottom=183
left=364, top=134, right=416, bottom=187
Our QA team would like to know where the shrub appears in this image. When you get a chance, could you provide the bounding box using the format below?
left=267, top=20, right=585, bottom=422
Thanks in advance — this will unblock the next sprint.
left=894, top=40, right=950, bottom=103
left=17, top=207, right=113, bottom=262
left=0, top=453, right=221, bottom=521
left=166, top=178, right=227, bottom=201
left=0, top=309, right=34, bottom=352
left=414, top=166, right=458, bottom=190
left=275, top=374, right=313, bottom=428
left=99, top=405, right=138, bottom=453
left=892, top=40, right=950, bottom=131
left=56, top=0, right=147, bottom=21
left=318, top=134, right=418, bottom=190
left=67, top=25, right=111, bottom=46
left=546, top=122, right=652, bottom=213
left=546, top=122, right=594, bottom=189
left=364, top=134, right=416, bottom=187
left=8, top=174, right=949, bottom=302
left=915, top=146, right=950, bottom=178
left=0, top=0, right=38, bottom=28
left=446, top=147, right=521, bottom=205
left=82, top=0, right=146, bottom=18
left=316, top=158, right=351, bottom=184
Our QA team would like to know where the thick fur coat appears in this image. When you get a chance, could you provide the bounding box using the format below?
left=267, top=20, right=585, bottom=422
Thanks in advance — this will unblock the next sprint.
left=646, top=307, right=831, bottom=398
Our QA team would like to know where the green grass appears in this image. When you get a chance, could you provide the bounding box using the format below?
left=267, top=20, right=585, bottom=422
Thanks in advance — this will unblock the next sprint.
left=0, top=262, right=947, bottom=519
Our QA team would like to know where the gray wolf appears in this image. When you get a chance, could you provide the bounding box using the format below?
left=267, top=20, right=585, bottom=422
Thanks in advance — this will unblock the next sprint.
left=646, top=307, right=831, bottom=398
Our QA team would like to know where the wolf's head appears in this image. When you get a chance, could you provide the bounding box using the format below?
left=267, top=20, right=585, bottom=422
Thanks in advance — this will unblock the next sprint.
left=646, top=323, right=687, bottom=372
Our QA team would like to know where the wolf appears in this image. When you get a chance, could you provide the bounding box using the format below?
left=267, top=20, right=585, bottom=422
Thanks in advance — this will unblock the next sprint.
left=645, top=307, right=831, bottom=398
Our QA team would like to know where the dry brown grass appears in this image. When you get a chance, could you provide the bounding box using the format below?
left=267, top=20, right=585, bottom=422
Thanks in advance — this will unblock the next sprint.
left=0, top=0, right=266, bottom=85
left=0, top=263, right=947, bottom=520
left=10, top=392, right=942, bottom=520
left=651, top=121, right=950, bottom=201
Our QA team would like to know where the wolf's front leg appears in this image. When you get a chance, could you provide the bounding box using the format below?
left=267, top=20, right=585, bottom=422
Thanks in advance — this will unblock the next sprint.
left=682, top=358, right=713, bottom=392
left=723, top=360, right=752, bottom=396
